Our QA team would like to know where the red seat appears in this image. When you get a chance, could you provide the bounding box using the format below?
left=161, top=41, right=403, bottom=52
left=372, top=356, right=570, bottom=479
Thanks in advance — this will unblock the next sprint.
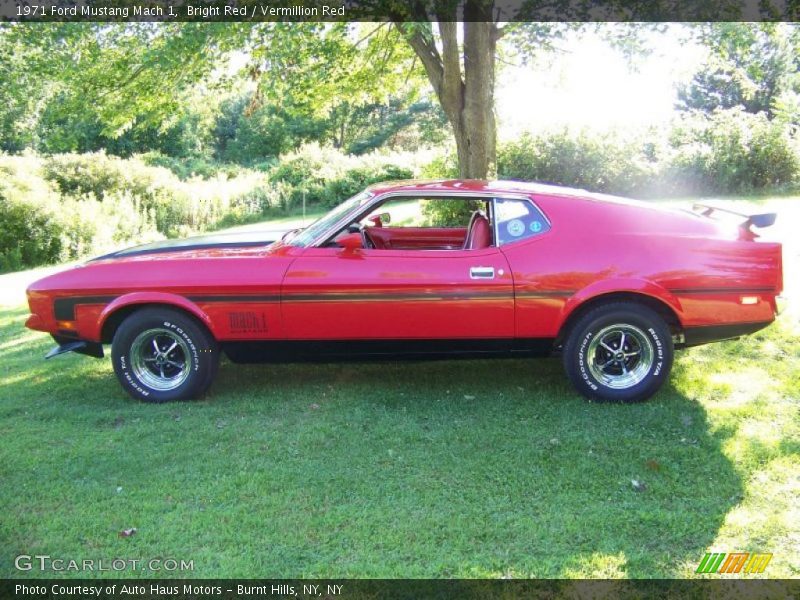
left=463, top=211, right=492, bottom=250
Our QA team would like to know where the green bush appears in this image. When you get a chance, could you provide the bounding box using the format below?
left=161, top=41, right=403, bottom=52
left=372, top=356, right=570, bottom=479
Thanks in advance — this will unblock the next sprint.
left=0, top=155, right=66, bottom=272
left=0, top=154, right=168, bottom=272
left=496, top=112, right=799, bottom=197
left=268, top=144, right=419, bottom=209
left=3, top=118, right=797, bottom=274
left=38, top=151, right=277, bottom=238
left=498, top=129, right=661, bottom=197
left=420, top=152, right=459, bottom=179
left=0, top=152, right=280, bottom=271
left=139, top=151, right=240, bottom=180
left=664, top=109, right=800, bottom=195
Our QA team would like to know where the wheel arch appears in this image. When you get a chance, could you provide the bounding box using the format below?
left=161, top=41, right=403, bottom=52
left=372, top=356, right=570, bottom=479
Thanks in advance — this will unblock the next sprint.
left=98, top=293, right=215, bottom=344
left=556, top=288, right=684, bottom=347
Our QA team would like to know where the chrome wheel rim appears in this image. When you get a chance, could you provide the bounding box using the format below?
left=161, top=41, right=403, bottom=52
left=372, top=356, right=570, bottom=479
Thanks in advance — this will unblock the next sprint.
left=130, top=328, right=191, bottom=391
left=587, top=324, right=654, bottom=390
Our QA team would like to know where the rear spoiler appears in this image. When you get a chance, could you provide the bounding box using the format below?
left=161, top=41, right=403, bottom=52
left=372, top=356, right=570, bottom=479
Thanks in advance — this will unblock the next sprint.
left=692, top=203, right=776, bottom=237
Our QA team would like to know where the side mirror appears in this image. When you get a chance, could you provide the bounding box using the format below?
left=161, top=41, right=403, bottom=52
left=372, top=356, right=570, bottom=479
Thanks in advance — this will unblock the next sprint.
left=336, top=232, right=363, bottom=251
left=367, top=212, right=391, bottom=227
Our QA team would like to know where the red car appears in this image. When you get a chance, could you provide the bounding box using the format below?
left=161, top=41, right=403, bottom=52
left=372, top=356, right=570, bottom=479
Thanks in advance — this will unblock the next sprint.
left=26, top=180, right=784, bottom=403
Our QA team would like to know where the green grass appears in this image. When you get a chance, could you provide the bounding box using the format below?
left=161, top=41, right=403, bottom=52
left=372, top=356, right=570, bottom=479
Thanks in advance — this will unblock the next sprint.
left=0, top=305, right=797, bottom=579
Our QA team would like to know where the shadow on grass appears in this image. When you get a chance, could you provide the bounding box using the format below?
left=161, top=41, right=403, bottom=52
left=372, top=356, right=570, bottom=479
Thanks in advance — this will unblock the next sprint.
left=0, top=305, right=742, bottom=578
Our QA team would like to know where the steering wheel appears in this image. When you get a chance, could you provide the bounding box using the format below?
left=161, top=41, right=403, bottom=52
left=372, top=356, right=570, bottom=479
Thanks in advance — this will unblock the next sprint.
left=359, top=224, right=376, bottom=249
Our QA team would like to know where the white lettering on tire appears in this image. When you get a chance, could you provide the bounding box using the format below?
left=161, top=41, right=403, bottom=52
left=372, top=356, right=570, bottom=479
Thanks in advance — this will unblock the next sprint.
left=162, top=320, right=200, bottom=372
left=578, top=332, right=598, bottom=391
left=648, top=327, right=664, bottom=376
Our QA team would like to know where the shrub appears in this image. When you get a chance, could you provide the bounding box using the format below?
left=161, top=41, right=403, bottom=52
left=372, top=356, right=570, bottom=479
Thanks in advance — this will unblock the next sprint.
left=663, top=109, right=800, bottom=195
left=496, top=112, right=799, bottom=198
left=38, top=152, right=276, bottom=237
left=267, top=143, right=421, bottom=209
left=139, top=151, right=244, bottom=180
left=0, top=155, right=66, bottom=272
left=0, top=152, right=278, bottom=271
left=497, top=129, right=661, bottom=197
left=420, top=151, right=459, bottom=179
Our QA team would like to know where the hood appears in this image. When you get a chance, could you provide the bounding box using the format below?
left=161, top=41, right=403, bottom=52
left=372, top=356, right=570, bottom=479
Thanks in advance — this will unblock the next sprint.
left=91, top=230, right=288, bottom=261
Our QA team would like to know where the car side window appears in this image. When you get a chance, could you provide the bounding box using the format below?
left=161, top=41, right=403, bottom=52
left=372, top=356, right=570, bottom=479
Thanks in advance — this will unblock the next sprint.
left=494, top=198, right=550, bottom=245
left=348, top=196, right=494, bottom=251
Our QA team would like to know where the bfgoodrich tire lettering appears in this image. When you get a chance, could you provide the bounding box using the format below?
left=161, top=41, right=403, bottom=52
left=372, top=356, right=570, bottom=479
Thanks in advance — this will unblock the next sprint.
left=563, top=302, right=673, bottom=403
left=112, top=308, right=219, bottom=403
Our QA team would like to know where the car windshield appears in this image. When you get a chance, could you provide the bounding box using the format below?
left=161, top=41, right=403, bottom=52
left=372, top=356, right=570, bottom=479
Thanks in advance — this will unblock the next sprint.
left=286, top=191, right=374, bottom=247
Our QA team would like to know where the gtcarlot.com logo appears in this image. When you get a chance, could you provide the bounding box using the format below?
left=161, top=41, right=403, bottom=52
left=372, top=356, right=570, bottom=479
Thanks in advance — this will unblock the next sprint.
left=696, top=552, right=772, bottom=575
left=15, top=554, right=194, bottom=572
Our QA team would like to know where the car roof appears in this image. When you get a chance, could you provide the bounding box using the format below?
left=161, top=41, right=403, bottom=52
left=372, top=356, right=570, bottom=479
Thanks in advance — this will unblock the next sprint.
left=364, top=179, right=630, bottom=204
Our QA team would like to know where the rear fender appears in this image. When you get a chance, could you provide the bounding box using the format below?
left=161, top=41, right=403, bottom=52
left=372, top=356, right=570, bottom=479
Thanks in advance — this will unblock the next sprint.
left=93, top=292, right=215, bottom=341
left=562, top=278, right=685, bottom=326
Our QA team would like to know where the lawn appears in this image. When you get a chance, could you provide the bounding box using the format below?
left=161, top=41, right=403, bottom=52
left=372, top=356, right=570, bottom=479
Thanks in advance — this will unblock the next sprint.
left=0, top=198, right=798, bottom=579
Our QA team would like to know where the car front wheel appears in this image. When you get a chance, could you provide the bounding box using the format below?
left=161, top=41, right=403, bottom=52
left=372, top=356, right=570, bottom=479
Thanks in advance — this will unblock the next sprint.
left=562, top=302, right=673, bottom=403
left=111, top=308, right=219, bottom=402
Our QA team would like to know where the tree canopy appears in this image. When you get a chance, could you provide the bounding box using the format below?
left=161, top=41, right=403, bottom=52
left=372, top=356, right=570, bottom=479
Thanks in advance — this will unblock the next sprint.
left=2, top=18, right=799, bottom=178
left=677, top=23, right=800, bottom=120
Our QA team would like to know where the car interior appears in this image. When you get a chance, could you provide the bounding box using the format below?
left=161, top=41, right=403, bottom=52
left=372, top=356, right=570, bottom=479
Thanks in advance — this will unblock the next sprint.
left=328, top=197, right=495, bottom=251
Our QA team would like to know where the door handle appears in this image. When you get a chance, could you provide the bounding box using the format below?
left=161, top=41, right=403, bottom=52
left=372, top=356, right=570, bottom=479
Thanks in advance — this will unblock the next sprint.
left=470, top=266, right=495, bottom=279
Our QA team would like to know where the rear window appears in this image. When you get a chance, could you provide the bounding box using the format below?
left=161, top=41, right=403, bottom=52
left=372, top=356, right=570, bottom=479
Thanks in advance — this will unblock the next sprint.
left=494, top=198, right=550, bottom=245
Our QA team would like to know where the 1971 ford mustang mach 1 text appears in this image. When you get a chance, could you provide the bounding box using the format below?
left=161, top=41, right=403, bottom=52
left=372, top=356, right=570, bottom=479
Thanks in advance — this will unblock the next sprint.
left=26, top=180, right=784, bottom=403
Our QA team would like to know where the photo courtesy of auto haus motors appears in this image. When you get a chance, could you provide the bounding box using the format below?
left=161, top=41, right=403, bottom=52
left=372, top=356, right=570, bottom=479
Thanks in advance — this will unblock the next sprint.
left=26, top=180, right=784, bottom=405
left=15, top=585, right=225, bottom=597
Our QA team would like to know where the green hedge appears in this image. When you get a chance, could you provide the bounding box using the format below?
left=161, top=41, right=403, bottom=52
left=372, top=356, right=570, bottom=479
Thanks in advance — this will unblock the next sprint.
left=3, top=114, right=798, bottom=274
left=0, top=147, right=425, bottom=272
left=268, top=144, right=419, bottom=210
left=498, top=129, right=659, bottom=197
left=664, top=109, right=800, bottom=195
left=496, top=110, right=800, bottom=197
left=0, top=155, right=162, bottom=272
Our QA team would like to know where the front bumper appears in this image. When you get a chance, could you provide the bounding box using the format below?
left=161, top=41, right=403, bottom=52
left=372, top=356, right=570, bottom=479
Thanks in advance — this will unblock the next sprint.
left=25, top=313, right=46, bottom=332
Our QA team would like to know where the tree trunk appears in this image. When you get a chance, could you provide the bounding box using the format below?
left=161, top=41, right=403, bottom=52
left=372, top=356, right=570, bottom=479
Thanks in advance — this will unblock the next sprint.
left=402, top=4, right=498, bottom=180
left=460, top=18, right=496, bottom=179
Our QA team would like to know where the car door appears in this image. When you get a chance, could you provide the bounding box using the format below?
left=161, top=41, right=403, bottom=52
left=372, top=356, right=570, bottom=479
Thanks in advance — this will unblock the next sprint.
left=280, top=244, right=514, bottom=342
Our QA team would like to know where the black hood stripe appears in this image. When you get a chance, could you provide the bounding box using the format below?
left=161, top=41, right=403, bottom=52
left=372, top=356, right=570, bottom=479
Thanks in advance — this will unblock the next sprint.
left=93, top=240, right=275, bottom=261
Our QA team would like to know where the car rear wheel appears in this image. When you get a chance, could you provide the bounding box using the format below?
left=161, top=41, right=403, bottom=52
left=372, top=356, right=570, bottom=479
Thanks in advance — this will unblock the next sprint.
left=562, top=302, right=673, bottom=403
left=111, top=308, right=219, bottom=402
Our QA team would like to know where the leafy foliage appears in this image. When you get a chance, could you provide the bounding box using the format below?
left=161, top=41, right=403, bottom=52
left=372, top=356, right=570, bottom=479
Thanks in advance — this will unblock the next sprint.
left=496, top=114, right=799, bottom=197
left=498, top=130, right=661, bottom=197
left=421, top=199, right=481, bottom=228
left=677, top=23, right=800, bottom=118
left=0, top=154, right=158, bottom=272
left=666, top=108, right=800, bottom=194
left=0, top=147, right=427, bottom=272
left=268, top=143, right=420, bottom=209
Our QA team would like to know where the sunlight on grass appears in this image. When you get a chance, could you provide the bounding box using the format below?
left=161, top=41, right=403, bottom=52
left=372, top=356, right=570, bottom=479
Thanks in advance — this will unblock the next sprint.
left=561, top=552, right=629, bottom=578
left=0, top=332, right=44, bottom=352
left=691, top=457, right=800, bottom=578
left=706, top=369, right=773, bottom=407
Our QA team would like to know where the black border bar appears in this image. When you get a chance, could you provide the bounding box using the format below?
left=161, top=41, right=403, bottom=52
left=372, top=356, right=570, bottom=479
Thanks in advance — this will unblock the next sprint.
left=3, top=0, right=799, bottom=22
left=4, top=578, right=800, bottom=600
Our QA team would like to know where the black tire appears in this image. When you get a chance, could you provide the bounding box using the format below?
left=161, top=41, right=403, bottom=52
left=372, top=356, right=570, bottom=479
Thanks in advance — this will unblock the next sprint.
left=562, top=302, right=673, bottom=403
left=111, top=307, right=219, bottom=403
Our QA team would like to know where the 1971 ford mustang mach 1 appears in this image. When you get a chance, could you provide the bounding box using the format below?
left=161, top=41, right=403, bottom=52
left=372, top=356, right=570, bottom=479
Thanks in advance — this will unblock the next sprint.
left=26, top=180, right=784, bottom=403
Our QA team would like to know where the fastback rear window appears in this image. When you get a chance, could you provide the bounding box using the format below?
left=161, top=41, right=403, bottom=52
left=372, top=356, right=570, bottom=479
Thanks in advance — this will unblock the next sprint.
left=495, top=198, right=550, bottom=245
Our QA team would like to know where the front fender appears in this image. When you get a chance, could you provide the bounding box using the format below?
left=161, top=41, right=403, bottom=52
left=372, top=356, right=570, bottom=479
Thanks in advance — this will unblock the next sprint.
left=93, top=292, right=215, bottom=341
left=562, top=278, right=685, bottom=325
